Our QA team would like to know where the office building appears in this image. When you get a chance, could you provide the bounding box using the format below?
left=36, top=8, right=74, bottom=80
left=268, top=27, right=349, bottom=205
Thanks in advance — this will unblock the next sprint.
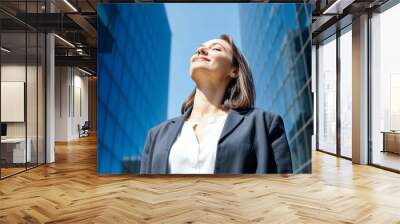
left=239, top=4, right=313, bottom=173
left=97, top=4, right=171, bottom=174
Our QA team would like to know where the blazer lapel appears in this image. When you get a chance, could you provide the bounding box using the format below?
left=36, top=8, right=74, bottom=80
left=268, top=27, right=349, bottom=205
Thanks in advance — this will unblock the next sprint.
left=218, top=109, right=245, bottom=143
left=162, top=108, right=192, bottom=173
left=161, top=107, right=245, bottom=173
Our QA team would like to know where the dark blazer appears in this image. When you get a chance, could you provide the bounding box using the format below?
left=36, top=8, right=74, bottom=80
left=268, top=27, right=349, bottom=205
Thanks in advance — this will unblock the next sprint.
left=140, top=107, right=292, bottom=174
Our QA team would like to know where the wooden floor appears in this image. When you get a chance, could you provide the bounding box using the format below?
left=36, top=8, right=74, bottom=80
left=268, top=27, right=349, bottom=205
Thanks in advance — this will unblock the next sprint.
left=1, top=163, right=45, bottom=178
left=1, top=167, right=26, bottom=178
left=1, top=135, right=400, bottom=223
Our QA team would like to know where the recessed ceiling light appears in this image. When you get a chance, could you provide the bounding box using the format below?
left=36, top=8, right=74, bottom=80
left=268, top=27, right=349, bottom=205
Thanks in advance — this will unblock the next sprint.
left=1, top=47, right=11, bottom=53
left=54, top=34, right=75, bottom=48
left=322, top=0, right=354, bottom=15
left=63, top=0, right=78, bottom=12
left=78, top=67, right=93, bottom=76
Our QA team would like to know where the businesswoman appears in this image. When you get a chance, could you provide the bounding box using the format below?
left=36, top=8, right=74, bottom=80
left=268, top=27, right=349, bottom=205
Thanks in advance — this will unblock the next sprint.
left=140, top=34, right=292, bottom=174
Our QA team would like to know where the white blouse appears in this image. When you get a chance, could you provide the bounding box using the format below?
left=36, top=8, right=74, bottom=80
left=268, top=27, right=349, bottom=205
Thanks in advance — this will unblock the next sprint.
left=168, top=115, right=227, bottom=174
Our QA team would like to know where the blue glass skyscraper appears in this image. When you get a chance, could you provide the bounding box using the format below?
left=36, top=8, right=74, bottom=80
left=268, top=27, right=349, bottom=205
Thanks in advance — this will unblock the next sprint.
left=239, top=4, right=313, bottom=173
left=97, top=4, right=171, bottom=174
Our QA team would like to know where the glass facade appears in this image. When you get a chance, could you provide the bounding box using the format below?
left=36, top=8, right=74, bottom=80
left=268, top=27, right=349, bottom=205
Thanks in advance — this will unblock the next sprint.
left=313, top=0, right=400, bottom=172
left=315, top=28, right=352, bottom=159
left=239, top=4, right=313, bottom=173
left=371, top=3, right=400, bottom=171
left=317, top=36, right=337, bottom=155
left=0, top=1, right=46, bottom=179
left=97, top=4, right=172, bottom=174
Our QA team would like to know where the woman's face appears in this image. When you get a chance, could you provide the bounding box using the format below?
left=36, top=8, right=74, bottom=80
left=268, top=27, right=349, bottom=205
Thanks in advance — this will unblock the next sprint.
left=190, top=38, right=236, bottom=84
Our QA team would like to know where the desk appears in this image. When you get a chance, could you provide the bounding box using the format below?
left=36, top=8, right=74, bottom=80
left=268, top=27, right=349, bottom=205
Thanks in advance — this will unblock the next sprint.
left=1, top=138, right=31, bottom=163
left=381, top=131, right=400, bottom=154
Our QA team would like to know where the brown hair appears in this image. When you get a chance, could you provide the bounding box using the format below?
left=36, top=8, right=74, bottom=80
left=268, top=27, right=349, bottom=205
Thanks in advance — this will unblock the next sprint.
left=181, top=34, right=255, bottom=114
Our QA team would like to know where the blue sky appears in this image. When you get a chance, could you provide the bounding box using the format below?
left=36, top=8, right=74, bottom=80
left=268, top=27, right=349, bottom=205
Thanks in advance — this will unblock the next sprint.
left=165, top=3, right=241, bottom=118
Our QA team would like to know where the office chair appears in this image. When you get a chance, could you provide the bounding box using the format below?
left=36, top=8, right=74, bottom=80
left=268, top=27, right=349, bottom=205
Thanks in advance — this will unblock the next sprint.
left=78, top=121, right=90, bottom=138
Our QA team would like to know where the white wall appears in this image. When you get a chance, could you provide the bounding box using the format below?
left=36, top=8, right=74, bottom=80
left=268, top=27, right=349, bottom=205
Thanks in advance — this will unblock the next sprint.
left=1, top=63, right=46, bottom=163
left=54, top=67, right=89, bottom=141
left=1, top=82, right=25, bottom=122
left=55, top=66, right=69, bottom=141
left=72, top=72, right=89, bottom=138
left=1, top=64, right=40, bottom=138
left=1, top=65, right=26, bottom=140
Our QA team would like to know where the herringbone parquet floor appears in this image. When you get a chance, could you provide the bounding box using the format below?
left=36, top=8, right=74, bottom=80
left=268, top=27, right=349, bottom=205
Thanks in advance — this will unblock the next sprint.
left=1, top=135, right=400, bottom=223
